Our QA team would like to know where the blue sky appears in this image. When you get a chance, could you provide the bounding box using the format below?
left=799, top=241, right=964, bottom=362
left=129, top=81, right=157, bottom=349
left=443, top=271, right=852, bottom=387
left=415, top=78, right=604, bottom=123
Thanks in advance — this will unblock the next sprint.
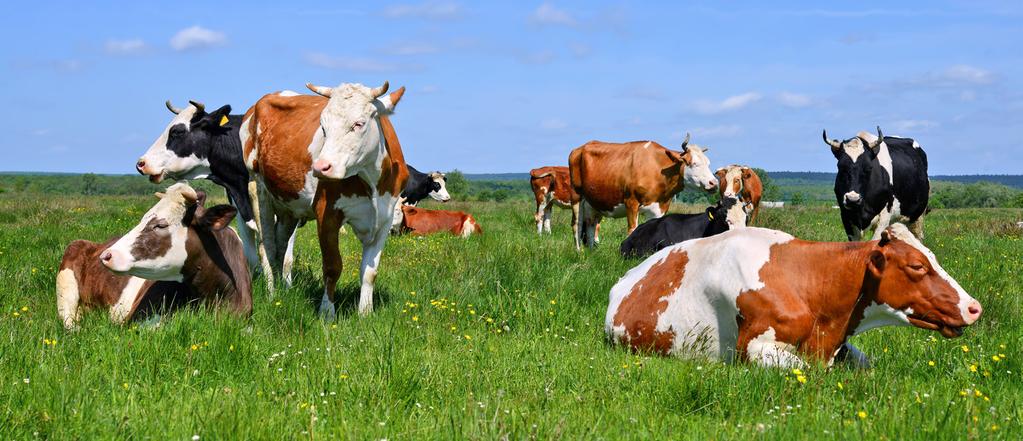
left=2, top=1, right=1021, bottom=174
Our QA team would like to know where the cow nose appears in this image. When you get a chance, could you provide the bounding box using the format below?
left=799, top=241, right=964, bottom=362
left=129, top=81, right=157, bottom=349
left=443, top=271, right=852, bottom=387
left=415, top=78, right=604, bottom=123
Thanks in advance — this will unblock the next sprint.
left=965, top=300, right=983, bottom=323
left=136, top=159, right=146, bottom=174
left=313, top=160, right=332, bottom=174
left=100, top=251, right=113, bottom=264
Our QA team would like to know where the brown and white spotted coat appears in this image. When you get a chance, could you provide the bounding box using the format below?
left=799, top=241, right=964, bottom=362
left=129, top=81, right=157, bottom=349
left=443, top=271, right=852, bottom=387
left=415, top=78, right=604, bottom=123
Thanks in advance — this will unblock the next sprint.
left=58, top=183, right=252, bottom=330
left=529, top=165, right=595, bottom=237
left=568, top=135, right=717, bottom=249
left=605, top=224, right=982, bottom=367
left=715, top=165, right=763, bottom=224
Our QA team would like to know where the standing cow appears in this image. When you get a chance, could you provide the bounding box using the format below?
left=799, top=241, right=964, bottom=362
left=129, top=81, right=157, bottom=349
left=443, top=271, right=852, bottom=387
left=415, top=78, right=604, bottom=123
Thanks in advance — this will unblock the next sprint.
left=529, top=165, right=595, bottom=236
left=569, top=134, right=718, bottom=249
left=606, top=224, right=982, bottom=367
left=715, top=165, right=763, bottom=224
left=823, top=126, right=929, bottom=241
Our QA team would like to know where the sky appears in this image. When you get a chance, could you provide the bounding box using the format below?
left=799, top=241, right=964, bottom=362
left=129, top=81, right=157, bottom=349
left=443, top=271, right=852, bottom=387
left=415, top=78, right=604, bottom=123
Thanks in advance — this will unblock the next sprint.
left=2, top=1, right=1021, bottom=175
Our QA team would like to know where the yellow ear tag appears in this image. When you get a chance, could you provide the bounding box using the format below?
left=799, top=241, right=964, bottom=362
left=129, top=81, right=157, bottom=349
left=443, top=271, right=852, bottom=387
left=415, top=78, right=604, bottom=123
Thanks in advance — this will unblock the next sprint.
left=708, top=212, right=714, bottom=220
left=219, top=115, right=229, bottom=126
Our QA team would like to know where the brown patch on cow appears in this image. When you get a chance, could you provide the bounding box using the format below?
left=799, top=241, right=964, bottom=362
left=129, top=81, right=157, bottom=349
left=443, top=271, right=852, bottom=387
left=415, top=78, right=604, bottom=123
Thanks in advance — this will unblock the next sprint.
left=182, top=218, right=253, bottom=317
left=248, top=93, right=325, bottom=201
left=375, top=111, right=409, bottom=196
left=530, top=166, right=578, bottom=206
left=130, top=218, right=173, bottom=261
left=399, top=206, right=482, bottom=237
left=717, top=165, right=764, bottom=223
left=612, top=250, right=689, bottom=354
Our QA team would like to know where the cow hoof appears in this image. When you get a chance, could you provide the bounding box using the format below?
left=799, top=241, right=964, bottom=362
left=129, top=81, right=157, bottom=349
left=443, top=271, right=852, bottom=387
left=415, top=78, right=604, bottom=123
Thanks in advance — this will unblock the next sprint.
left=319, top=301, right=337, bottom=321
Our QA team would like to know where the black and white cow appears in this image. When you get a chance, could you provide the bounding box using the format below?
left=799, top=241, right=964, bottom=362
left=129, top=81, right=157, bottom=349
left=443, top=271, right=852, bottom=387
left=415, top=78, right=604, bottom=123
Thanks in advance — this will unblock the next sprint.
left=823, top=126, right=929, bottom=241
left=136, top=100, right=260, bottom=268
left=619, top=196, right=747, bottom=258
left=401, top=165, right=450, bottom=205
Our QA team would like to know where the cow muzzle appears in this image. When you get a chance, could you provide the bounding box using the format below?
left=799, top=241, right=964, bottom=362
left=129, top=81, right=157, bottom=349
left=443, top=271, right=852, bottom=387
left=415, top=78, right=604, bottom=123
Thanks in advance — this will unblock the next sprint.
left=842, top=191, right=862, bottom=208
left=100, top=249, right=133, bottom=273
left=312, top=160, right=343, bottom=180
left=136, top=159, right=165, bottom=183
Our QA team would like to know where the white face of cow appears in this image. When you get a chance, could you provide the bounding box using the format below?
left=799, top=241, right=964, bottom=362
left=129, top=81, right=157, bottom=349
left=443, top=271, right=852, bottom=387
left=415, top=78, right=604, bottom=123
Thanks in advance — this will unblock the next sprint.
left=306, top=82, right=395, bottom=181
left=683, top=146, right=718, bottom=191
left=723, top=197, right=748, bottom=229
left=136, top=101, right=230, bottom=184
left=101, top=183, right=198, bottom=281
left=429, top=172, right=451, bottom=202
left=717, top=166, right=743, bottom=198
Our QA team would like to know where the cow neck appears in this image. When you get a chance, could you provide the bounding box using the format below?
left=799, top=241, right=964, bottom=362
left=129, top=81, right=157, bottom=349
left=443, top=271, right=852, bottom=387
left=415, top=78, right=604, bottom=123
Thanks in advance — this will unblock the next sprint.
left=182, top=229, right=241, bottom=304
left=796, top=242, right=880, bottom=346
left=375, top=113, right=409, bottom=196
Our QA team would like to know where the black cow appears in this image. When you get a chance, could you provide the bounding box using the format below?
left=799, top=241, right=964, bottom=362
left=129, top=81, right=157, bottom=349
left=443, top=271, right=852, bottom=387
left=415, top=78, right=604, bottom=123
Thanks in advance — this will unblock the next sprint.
left=619, top=196, right=747, bottom=258
left=135, top=100, right=257, bottom=266
left=823, top=126, right=929, bottom=241
left=401, top=165, right=450, bottom=205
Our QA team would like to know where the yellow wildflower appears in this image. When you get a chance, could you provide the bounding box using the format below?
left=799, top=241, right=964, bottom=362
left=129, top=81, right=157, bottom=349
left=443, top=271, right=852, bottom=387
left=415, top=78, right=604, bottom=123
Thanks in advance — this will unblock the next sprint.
left=857, top=411, right=867, bottom=419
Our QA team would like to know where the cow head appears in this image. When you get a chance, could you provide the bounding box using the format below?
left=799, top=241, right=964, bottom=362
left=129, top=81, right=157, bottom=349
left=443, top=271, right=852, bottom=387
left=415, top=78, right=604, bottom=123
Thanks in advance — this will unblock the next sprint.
left=858, top=224, right=982, bottom=338
left=709, top=196, right=748, bottom=229
left=305, top=81, right=404, bottom=180
left=101, top=183, right=237, bottom=281
left=428, top=171, right=451, bottom=202
left=136, top=100, right=233, bottom=184
left=666, top=133, right=718, bottom=192
left=715, top=165, right=755, bottom=198
left=824, top=127, right=891, bottom=225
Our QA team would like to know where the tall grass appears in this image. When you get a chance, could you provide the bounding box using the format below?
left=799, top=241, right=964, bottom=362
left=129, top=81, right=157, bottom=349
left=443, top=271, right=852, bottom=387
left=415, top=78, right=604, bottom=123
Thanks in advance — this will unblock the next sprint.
left=0, top=193, right=1020, bottom=439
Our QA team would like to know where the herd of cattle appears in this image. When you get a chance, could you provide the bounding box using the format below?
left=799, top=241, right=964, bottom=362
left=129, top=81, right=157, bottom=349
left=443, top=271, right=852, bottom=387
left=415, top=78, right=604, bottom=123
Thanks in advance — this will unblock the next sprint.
left=54, top=81, right=982, bottom=369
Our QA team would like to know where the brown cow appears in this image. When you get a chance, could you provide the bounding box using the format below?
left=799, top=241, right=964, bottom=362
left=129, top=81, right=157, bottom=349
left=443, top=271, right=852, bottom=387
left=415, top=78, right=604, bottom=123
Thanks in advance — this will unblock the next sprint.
left=606, top=224, right=982, bottom=368
left=58, top=183, right=252, bottom=330
left=393, top=205, right=482, bottom=237
left=244, top=81, right=408, bottom=318
left=569, top=134, right=718, bottom=249
left=529, top=166, right=596, bottom=237
left=715, top=165, right=763, bottom=224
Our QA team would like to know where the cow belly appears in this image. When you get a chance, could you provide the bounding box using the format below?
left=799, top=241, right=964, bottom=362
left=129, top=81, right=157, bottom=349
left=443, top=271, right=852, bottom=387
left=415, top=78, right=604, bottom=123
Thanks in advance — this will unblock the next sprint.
left=599, top=203, right=662, bottom=218
left=334, top=194, right=399, bottom=240
left=267, top=173, right=317, bottom=220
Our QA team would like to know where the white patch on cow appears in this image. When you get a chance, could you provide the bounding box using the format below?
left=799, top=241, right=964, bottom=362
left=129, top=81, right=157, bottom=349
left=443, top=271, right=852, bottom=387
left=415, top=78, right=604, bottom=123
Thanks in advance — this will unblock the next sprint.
left=682, top=146, right=718, bottom=191
left=312, top=83, right=387, bottom=181
left=240, top=116, right=256, bottom=171
left=842, top=138, right=865, bottom=162
left=746, top=327, right=806, bottom=368
left=605, top=227, right=795, bottom=361
left=725, top=199, right=748, bottom=229
left=278, top=90, right=300, bottom=97
left=109, top=277, right=148, bottom=324
left=429, top=172, right=450, bottom=202
left=876, top=141, right=894, bottom=185
left=642, top=141, right=652, bottom=149
left=640, top=203, right=664, bottom=219
left=460, top=218, right=476, bottom=237
left=103, top=183, right=194, bottom=281
left=912, top=140, right=920, bottom=148
left=720, top=166, right=743, bottom=198
left=56, top=268, right=81, bottom=330
left=884, top=224, right=980, bottom=324
left=853, top=301, right=912, bottom=335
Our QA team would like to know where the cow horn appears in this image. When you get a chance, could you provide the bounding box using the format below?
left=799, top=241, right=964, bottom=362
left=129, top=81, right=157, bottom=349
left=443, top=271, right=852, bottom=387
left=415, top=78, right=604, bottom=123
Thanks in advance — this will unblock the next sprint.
left=868, top=126, right=885, bottom=149
left=306, top=83, right=333, bottom=97
left=165, top=100, right=182, bottom=115
left=822, top=129, right=842, bottom=150
left=679, top=132, right=691, bottom=151
left=371, top=81, right=389, bottom=99
left=180, top=186, right=199, bottom=205
left=188, top=100, right=206, bottom=113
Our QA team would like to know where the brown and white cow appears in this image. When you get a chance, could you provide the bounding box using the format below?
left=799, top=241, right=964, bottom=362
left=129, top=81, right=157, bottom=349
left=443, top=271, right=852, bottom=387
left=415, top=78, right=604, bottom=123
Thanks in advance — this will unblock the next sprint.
left=569, top=134, right=718, bottom=249
left=715, top=165, right=763, bottom=224
left=393, top=204, right=482, bottom=237
left=57, top=183, right=252, bottom=330
left=529, top=165, right=597, bottom=237
left=245, top=81, right=408, bottom=318
left=605, top=224, right=982, bottom=368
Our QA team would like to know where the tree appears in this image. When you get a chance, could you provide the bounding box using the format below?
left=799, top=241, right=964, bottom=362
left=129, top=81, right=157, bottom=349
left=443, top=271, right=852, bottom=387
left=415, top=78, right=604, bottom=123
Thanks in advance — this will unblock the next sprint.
left=752, top=168, right=781, bottom=201
left=446, top=169, right=469, bottom=199
left=790, top=191, right=806, bottom=206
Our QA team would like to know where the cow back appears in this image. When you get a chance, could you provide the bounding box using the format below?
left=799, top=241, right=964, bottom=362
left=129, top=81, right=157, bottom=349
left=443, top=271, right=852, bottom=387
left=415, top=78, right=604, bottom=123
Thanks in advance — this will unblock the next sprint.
left=248, top=94, right=326, bottom=201
left=571, top=141, right=680, bottom=211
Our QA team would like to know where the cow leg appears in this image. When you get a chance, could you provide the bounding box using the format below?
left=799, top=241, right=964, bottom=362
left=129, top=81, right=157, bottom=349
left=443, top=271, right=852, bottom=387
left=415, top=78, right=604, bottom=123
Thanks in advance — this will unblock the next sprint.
left=832, top=342, right=871, bottom=369
left=572, top=203, right=581, bottom=249
left=625, top=200, right=641, bottom=235
left=275, top=216, right=300, bottom=288
left=578, top=201, right=601, bottom=249
left=316, top=209, right=343, bottom=321
left=55, top=268, right=81, bottom=331
left=543, top=202, right=553, bottom=234
left=742, top=329, right=807, bottom=368
left=356, top=226, right=390, bottom=316
left=841, top=212, right=863, bottom=242
left=594, top=221, right=601, bottom=244
left=250, top=180, right=277, bottom=294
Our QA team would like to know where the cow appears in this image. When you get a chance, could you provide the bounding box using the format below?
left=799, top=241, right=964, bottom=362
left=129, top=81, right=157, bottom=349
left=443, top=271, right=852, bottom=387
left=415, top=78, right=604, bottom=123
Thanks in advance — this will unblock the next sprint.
left=135, top=100, right=260, bottom=272
left=823, top=126, right=929, bottom=241
left=529, top=165, right=599, bottom=237
left=246, top=81, right=407, bottom=318
left=402, top=165, right=450, bottom=205
left=715, top=165, right=763, bottom=224
left=619, top=196, right=747, bottom=258
left=393, top=204, right=482, bottom=237
left=605, top=224, right=982, bottom=368
left=57, top=183, right=252, bottom=330
left=569, top=133, right=718, bottom=249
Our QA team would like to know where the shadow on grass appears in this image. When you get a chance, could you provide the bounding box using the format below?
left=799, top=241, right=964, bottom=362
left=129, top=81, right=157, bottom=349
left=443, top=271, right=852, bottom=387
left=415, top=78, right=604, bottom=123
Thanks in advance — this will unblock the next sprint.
left=289, top=268, right=394, bottom=318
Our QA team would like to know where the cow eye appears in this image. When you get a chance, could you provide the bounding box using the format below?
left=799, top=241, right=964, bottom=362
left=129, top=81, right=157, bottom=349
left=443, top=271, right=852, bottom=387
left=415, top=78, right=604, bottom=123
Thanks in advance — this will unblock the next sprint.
left=351, top=121, right=365, bottom=131
left=909, top=263, right=926, bottom=272
left=153, top=222, right=169, bottom=230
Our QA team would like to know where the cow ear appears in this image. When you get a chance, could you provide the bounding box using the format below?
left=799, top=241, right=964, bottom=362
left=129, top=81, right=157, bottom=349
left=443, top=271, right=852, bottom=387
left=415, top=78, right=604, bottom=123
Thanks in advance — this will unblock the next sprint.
left=198, top=205, right=237, bottom=231
left=867, top=250, right=887, bottom=278
left=379, top=86, right=405, bottom=112
left=200, top=105, right=232, bottom=130
left=665, top=149, right=690, bottom=164
left=741, top=167, right=754, bottom=179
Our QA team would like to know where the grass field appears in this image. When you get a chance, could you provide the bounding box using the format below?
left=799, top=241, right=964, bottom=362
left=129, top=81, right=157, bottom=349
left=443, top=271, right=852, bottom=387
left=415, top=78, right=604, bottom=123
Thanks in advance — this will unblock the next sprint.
left=1, top=191, right=1021, bottom=439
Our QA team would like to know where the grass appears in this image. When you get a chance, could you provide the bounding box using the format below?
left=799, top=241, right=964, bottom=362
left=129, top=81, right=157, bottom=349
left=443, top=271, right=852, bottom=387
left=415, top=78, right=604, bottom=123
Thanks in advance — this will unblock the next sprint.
left=0, top=192, right=1021, bottom=439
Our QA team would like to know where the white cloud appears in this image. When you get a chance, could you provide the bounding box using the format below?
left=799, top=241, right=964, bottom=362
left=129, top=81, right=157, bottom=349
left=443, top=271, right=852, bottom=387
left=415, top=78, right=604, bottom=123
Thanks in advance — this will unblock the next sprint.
left=170, top=26, right=227, bottom=51
left=104, top=38, right=148, bottom=55
left=691, top=125, right=743, bottom=138
left=382, top=42, right=440, bottom=56
left=692, top=92, right=762, bottom=114
left=938, top=65, right=994, bottom=85
left=530, top=3, right=577, bottom=27
left=777, top=92, right=813, bottom=108
left=540, top=118, right=568, bottom=130
left=304, top=52, right=422, bottom=73
left=891, top=119, right=939, bottom=132
left=383, top=2, right=463, bottom=20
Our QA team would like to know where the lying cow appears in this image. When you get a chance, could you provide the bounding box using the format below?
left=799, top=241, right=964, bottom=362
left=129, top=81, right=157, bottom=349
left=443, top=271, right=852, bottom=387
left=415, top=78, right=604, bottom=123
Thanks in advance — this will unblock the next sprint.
left=56, top=183, right=252, bottom=330
left=606, top=224, right=982, bottom=368
left=402, top=165, right=450, bottom=205
left=393, top=203, right=482, bottom=237
left=715, top=165, right=763, bottom=224
left=619, top=196, right=746, bottom=258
